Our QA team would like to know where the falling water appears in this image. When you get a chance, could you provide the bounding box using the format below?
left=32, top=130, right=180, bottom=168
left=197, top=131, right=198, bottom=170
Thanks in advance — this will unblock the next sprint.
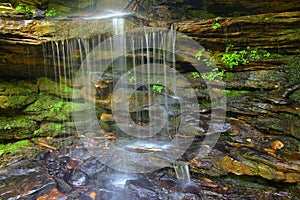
left=41, top=15, right=193, bottom=177
left=174, top=161, right=191, bottom=182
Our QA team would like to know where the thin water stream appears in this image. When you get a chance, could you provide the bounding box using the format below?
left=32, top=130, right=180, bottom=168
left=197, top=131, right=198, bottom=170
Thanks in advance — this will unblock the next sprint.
left=40, top=15, right=196, bottom=177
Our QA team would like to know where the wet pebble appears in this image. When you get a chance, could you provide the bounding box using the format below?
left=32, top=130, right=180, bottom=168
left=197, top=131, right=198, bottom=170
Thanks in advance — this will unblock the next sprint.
left=125, top=179, right=158, bottom=200
left=71, top=170, right=89, bottom=186
left=80, top=157, right=107, bottom=177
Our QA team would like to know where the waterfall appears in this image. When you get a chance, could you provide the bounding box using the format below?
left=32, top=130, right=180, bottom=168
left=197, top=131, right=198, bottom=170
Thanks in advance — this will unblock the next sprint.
left=41, top=18, right=198, bottom=175
left=174, top=161, right=191, bottom=182
left=113, top=18, right=125, bottom=35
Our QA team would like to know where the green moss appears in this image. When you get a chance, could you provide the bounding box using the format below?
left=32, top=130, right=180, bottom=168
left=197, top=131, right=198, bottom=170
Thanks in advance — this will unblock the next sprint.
left=0, top=95, right=37, bottom=110
left=289, top=90, right=300, bottom=102
left=33, top=122, right=64, bottom=137
left=283, top=113, right=300, bottom=120
left=283, top=28, right=300, bottom=39
left=24, top=92, right=92, bottom=122
left=50, top=101, right=64, bottom=112
left=201, top=101, right=211, bottom=107
left=0, top=80, right=35, bottom=96
left=0, top=140, right=31, bottom=157
left=24, top=93, right=68, bottom=121
left=37, top=77, right=80, bottom=99
left=0, top=117, right=37, bottom=140
left=223, top=90, right=250, bottom=97
left=224, top=72, right=235, bottom=81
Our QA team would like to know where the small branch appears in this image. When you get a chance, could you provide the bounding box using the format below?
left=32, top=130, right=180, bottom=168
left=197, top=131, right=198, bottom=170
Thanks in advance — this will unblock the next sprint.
left=30, top=139, right=58, bottom=151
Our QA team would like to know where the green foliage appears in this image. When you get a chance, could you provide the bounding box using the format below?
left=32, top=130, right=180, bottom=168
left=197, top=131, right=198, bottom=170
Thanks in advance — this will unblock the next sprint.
left=195, top=49, right=204, bottom=61
left=15, top=4, right=24, bottom=12
left=192, top=72, right=201, bottom=78
left=14, top=4, right=35, bottom=15
left=289, top=90, right=300, bottom=103
left=221, top=45, right=271, bottom=68
left=46, top=8, right=57, bottom=17
left=221, top=44, right=249, bottom=68
left=25, top=6, right=34, bottom=15
left=202, top=68, right=224, bottom=81
left=212, top=17, right=221, bottom=30
left=195, top=45, right=271, bottom=81
left=127, top=71, right=136, bottom=82
left=283, top=60, right=300, bottom=87
left=195, top=49, right=223, bottom=81
left=263, top=52, right=271, bottom=58
left=152, top=83, right=164, bottom=93
left=4, top=123, right=11, bottom=130
left=129, top=76, right=136, bottom=82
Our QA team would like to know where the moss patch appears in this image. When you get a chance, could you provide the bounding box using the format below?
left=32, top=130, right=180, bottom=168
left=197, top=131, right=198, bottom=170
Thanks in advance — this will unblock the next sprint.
left=0, top=116, right=37, bottom=140
left=33, top=122, right=66, bottom=137
left=37, top=77, right=80, bottom=99
left=224, top=90, right=250, bottom=97
left=23, top=93, right=69, bottom=121
left=0, top=80, right=38, bottom=113
left=0, top=95, right=37, bottom=111
left=0, top=80, right=33, bottom=96
left=24, top=92, right=92, bottom=122
left=289, top=90, right=300, bottom=102
left=0, top=140, right=32, bottom=157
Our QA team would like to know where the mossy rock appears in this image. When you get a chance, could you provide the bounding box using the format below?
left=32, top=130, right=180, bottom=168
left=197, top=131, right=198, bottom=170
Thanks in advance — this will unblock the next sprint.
left=0, top=139, right=32, bottom=158
left=23, top=93, right=90, bottom=122
left=0, top=95, right=37, bottom=111
left=33, top=122, right=75, bottom=137
left=0, top=80, right=34, bottom=96
left=23, top=93, right=68, bottom=121
left=0, top=80, right=38, bottom=112
left=37, top=77, right=80, bottom=99
left=0, top=116, right=37, bottom=140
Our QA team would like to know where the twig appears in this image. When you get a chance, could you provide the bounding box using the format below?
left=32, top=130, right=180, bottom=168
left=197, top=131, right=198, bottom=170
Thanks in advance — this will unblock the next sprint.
left=30, top=139, right=58, bottom=151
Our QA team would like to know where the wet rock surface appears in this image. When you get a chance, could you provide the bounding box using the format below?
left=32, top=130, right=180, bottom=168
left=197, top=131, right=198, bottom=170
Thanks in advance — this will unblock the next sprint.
left=0, top=136, right=299, bottom=200
left=0, top=160, right=56, bottom=199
